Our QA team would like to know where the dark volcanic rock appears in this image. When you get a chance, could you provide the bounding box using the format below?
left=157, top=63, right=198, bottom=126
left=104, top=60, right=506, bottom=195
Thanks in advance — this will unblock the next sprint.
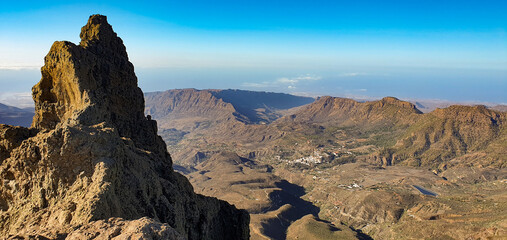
left=0, top=14, right=249, bottom=239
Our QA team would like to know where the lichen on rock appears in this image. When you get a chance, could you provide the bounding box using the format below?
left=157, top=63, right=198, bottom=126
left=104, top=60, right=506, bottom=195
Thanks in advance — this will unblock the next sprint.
left=0, top=14, right=249, bottom=240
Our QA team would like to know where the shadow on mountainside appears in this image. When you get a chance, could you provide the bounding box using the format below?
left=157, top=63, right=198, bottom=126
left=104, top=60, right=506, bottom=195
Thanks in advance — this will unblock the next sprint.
left=0, top=103, right=35, bottom=128
left=259, top=180, right=320, bottom=240
left=259, top=180, right=373, bottom=240
left=212, top=89, right=314, bottom=124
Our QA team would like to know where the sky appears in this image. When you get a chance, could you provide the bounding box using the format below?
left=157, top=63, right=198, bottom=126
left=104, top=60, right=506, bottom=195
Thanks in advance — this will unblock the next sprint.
left=0, top=0, right=506, bottom=108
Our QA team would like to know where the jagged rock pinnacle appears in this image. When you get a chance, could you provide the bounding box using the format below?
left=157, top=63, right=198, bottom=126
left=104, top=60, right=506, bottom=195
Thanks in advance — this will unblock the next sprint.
left=1, top=15, right=250, bottom=239
left=79, top=14, right=128, bottom=58
left=32, top=14, right=148, bottom=144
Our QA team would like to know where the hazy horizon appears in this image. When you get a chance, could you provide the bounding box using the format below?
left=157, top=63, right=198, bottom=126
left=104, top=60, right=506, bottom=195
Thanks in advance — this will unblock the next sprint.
left=1, top=1, right=506, bottom=107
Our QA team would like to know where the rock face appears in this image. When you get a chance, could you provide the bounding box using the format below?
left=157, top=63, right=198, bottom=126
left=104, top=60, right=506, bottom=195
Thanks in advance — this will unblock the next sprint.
left=66, top=217, right=185, bottom=240
left=0, top=14, right=249, bottom=239
left=32, top=15, right=158, bottom=152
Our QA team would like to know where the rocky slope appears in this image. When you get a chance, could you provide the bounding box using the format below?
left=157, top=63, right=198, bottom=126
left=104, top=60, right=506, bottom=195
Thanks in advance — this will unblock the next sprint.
left=66, top=217, right=185, bottom=240
left=145, top=88, right=242, bottom=134
left=145, top=89, right=314, bottom=128
left=145, top=89, right=313, bottom=166
left=184, top=151, right=364, bottom=240
left=0, top=14, right=249, bottom=239
left=285, top=214, right=360, bottom=240
left=380, top=105, right=506, bottom=169
left=151, top=91, right=506, bottom=239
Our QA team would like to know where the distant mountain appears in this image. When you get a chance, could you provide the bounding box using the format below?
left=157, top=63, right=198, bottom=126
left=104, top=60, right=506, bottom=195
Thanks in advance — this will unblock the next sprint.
left=410, top=100, right=457, bottom=113
left=279, top=96, right=422, bottom=127
left=490, top=104, right=507, bottom=112
left=145, top=89, right=240, bottom=131
left=152, top=92, right=506, bottom=173
left=410, top=99, right=507, bottom=113
left=279, top=98, right=506, bottom=170
left=144, top=89, right=315, bottom=165
left=210, top=89, right=315, bottom=123
left=147, top=92, right=507, bottom=239
left=145, top=88, right=314, bottom=126
left=144, top=88, right=314, bottom=152
left=380, top=105, right=507, bottom=169
left=0, top=103, right=34, bottom=127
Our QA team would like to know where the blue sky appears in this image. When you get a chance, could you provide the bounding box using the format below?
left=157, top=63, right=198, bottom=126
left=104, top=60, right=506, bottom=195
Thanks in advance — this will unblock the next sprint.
left=0, top=0, right=506, bottom=107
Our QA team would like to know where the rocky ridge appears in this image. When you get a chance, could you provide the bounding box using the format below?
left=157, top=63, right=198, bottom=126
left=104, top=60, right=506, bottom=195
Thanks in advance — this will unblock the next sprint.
left=279, top=96, right=422, bottom=127
left=145, top=89, right=314, bottom=128
left=145, top=89, right=241, bottom=131
left=0, top=15, right=249, bottom=239
left=381, top=105, right=506, bottom=169
left=145, top=89, right=313, bottom=166
left=148, top=92, right=506, bottom=239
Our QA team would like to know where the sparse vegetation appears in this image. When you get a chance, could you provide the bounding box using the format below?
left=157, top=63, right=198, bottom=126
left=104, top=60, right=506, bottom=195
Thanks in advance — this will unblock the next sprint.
left=147, top=92, right=507, bottom=239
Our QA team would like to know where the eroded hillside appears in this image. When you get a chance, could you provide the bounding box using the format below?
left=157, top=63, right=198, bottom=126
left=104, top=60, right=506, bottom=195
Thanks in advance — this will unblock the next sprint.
left=147, top=91, right=507, bottom=239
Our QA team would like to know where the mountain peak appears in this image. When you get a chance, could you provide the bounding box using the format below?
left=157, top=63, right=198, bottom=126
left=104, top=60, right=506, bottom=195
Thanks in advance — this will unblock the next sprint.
left=79, top=14, right=127, bottom=58
left=79, top=14, right=112, bottom=45
left=32, top=14, right=145, bottom=144
left=380, top=96, right=400, bottom=102
left=377, top=96, right=422, bottom=113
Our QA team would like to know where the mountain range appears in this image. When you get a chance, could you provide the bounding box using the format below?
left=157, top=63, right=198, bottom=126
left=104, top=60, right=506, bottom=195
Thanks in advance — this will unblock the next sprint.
left=144, top=88, right=506, bottom=239
left=0, top=14, right=505, bottom=240
left=0, top=103, right=34, bottom=128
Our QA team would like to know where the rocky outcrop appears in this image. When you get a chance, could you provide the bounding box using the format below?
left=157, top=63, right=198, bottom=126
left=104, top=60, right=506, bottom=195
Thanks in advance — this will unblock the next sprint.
left=66, top=217, right=185, bottom=240
left=0, top=14, right=249, bottom=239
left=31, top=15, right=162, bottom=154
left=0, top=125, right=37, bottom=165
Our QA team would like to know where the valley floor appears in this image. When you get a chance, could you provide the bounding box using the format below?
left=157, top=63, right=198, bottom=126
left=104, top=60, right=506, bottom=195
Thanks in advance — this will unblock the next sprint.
left=178, top=155, right=506, bottom=240
left=147, top=90, right=507, bottom=239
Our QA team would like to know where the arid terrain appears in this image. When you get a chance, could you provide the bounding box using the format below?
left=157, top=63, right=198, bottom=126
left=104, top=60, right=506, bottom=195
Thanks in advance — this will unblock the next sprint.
left=0, top=13, right=506, bottom=240
left=145, top=89, right=507, bottom=239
